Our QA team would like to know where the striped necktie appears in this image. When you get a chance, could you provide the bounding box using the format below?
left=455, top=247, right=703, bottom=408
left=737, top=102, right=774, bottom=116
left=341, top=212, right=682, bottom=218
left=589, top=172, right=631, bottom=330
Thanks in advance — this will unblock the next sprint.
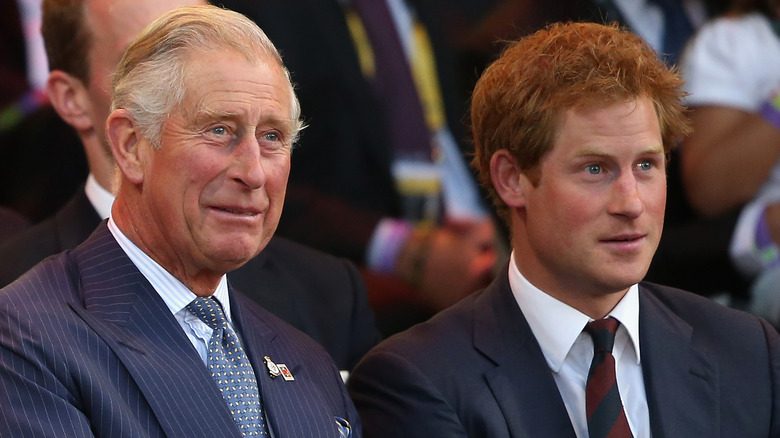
left=187, top=297, right=269, bottom=436
left=584, top=318, right=633, bottom=438
left=350, top=0, right=431, bottom=162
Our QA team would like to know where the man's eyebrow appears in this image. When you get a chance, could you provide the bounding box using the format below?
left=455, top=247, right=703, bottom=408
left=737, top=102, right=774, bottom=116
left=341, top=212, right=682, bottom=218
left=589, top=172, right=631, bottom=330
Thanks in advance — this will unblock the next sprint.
left=192, top=108, right=296, bottom=131
left=640, top=145, right=665, bottom=155
left=193, top=108, right=239, bottom=123
left=573, top=144, right=665, bottom=158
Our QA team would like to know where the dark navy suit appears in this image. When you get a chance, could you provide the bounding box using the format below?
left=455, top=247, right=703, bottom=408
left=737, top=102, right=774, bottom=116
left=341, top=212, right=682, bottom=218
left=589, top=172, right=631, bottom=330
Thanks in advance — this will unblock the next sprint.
left=0, top=223, right=361, bottom=437
left=348, top=269, right=780, bottom=437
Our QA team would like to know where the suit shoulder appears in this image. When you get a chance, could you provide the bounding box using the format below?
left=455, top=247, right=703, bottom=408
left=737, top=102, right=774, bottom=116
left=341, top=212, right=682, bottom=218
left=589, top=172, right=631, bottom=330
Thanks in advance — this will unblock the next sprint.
left=0, top=251, right=81, bottom=315
left=640, top=281, right=773, bottom=337
left=641, top=281, right=748, bottom=316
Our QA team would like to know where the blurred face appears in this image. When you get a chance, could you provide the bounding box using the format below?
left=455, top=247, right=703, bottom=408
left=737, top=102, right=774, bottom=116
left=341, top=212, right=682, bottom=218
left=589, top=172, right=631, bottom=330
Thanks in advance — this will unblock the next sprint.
left=514, top=96, right=666, bottom=313
left=84, top=0, right=201, bottom=148
left=137, top=49, right=295, bottom=275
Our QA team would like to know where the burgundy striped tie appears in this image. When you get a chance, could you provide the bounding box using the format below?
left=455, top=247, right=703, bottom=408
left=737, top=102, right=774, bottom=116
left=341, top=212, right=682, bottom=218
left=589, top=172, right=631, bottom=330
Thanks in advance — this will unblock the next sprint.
left=584, top=318, right=633, bottom=438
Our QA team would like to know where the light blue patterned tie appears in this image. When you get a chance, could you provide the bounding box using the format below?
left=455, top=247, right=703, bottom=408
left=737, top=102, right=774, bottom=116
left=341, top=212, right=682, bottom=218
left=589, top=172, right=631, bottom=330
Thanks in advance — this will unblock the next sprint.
left=187, top=297, right=269, bottom=436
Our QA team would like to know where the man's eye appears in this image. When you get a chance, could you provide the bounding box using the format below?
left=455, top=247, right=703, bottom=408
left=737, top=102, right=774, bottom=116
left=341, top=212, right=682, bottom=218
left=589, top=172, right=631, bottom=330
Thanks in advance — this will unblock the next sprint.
left=586, top=164, right=602, bottom=174
left=264, top=132, right=279, bottom=142
left=637, top=160, right=652, bottom=171
left=211, top=126, right=227, bottom=135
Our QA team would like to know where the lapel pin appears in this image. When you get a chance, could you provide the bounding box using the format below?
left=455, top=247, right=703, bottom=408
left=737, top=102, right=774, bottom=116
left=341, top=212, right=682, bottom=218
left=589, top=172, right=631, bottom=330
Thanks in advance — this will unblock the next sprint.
left=278, top=363, right=295, bottom=381
left=264, top=355, right=281, bottom=378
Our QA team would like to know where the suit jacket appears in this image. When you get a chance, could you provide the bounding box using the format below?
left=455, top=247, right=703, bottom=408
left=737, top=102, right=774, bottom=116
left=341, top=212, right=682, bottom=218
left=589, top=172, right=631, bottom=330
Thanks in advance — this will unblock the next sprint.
left=0, top=223, right=361, bottom=437
left=348, top=269, right=780, bottom=437
left=0, top=206, right=29, bottom=244
left=219, top=0, right=473, bottom=262
left=0, top=189, right=380, bottom=370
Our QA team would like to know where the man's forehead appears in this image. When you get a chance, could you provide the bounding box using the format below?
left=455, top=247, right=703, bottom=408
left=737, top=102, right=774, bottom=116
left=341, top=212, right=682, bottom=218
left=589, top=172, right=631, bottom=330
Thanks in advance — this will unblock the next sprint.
left=182, top=76, right=295, bottom=131
left=183, top=51, right=290, bottom=107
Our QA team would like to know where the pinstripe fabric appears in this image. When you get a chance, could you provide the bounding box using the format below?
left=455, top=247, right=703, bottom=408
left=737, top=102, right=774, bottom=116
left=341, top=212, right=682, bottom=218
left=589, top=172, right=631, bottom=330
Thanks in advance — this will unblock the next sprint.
left=0, top=223, right=361, bottom=437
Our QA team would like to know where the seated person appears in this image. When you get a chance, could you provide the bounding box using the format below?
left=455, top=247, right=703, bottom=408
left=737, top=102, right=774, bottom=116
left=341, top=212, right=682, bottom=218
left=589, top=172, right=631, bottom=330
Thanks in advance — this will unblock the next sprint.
left=0, top=0, right=379, bottom=371
left=348, top=21, right=780, bottom=437
left=0, top=6, right=361, bottom=436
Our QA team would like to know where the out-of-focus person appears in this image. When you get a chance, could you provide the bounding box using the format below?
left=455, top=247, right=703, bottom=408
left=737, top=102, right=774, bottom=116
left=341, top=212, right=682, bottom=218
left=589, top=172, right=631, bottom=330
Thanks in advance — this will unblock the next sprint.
left=679, top=0, right=780, bottom=320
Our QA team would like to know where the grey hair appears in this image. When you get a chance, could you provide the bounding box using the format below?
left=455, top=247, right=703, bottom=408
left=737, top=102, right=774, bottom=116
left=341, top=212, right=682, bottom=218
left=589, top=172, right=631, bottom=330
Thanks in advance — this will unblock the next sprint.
left=111, top=4, right=303, bottom=147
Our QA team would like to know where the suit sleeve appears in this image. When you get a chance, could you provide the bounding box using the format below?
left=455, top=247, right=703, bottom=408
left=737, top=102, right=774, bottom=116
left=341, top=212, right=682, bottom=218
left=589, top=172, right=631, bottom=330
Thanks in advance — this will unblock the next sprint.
left=0, top=305, right=95, bottom=437
left=347, top=348, right=469, bottom=438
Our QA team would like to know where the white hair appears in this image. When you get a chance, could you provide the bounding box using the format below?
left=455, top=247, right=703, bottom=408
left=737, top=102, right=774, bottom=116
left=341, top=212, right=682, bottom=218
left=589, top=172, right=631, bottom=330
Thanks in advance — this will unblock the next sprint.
left=111, top=4, right=303, bottom=147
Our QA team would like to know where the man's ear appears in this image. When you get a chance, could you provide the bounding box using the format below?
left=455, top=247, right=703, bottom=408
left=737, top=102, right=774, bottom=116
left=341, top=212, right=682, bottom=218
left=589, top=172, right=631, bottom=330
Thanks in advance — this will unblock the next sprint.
left=106, top=109, right=144, bottom=185
left=46, top=70, right=93, bottom=132
left=490, top=149, right=530, bottom=208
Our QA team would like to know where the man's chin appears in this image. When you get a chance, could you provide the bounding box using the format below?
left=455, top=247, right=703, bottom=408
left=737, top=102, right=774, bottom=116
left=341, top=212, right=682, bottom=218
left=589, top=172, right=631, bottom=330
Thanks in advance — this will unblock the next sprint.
left=601, top=267, right=650, bottom=292
left=208, top=242, right=266, bottom=272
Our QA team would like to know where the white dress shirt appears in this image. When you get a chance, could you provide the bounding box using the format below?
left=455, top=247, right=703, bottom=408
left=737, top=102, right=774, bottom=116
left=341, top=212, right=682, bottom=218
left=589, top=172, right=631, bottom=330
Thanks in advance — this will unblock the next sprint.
left=107, top=217, right=279, bottom=436
left=507, top=252, right=651, bottom=437
left=107, top=217, right=232, bottom=364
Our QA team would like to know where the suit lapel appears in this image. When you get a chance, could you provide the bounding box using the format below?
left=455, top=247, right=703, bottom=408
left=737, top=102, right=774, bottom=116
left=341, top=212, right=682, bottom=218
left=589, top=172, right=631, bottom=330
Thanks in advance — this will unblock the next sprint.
left=474, top=273, right=577, bottom=438
left=69, top=224, right=240, bottom=437
left=232, top=292, right=337, bottom=437
left=639, top=285, right=719, bottom=438
left=229, top=290, right=277, bottom=381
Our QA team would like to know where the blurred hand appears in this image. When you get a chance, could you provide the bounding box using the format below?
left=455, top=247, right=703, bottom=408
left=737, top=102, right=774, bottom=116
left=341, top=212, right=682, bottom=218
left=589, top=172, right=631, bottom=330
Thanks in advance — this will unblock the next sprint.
left=397, top=218, right=498, bottom=311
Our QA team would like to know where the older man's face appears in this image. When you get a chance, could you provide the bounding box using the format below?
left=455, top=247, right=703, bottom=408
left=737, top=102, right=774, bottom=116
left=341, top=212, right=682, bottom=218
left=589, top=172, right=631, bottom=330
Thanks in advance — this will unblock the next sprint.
left=139, top=49, right=294, bottom=274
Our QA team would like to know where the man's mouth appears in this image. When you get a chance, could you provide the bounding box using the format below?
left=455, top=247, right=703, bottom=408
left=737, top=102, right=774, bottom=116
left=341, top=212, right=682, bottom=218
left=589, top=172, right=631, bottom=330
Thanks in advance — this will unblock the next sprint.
left=602, top=233, right=645, bottom=243
left=213, top=206, right=260, bottom=216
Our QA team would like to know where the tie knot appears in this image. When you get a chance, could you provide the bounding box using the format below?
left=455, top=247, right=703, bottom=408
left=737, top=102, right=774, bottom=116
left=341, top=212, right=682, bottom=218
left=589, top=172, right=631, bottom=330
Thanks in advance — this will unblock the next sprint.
left=186, top=297, right=229, bottom=332
left=585, top=317, right=619, bottom=353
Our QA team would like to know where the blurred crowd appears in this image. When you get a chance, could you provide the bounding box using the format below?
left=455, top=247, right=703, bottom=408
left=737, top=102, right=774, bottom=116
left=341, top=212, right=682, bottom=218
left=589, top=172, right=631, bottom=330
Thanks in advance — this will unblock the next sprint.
left=7, top=0, right=780, bottom=333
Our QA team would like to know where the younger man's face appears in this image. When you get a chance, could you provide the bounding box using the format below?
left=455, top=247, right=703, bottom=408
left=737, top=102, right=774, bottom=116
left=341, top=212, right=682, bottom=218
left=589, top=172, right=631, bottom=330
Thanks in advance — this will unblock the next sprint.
left=514, top=96, right=666, bottom=312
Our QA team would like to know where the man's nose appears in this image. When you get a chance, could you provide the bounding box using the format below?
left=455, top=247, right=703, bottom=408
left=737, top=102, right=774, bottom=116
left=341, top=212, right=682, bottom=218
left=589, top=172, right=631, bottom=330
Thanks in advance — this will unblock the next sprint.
left=608, top=171, right=645, bottom=218
left=229, top=136, right=266, bottom=189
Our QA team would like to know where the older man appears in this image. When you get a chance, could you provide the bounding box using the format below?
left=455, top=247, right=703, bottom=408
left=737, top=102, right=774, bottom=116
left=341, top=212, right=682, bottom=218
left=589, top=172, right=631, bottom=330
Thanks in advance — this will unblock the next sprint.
left=0, top=6, right=360, bottom=437
left=0, top=0, right=379, bottom=372
left=348, top=22, right=780, bottom=437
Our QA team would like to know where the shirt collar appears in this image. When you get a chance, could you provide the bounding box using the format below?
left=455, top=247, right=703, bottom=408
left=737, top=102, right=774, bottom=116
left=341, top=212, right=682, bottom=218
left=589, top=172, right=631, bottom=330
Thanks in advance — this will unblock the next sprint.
left=107, top=217, right=231, bottom=322
left=84, top=173, right=115, bottom=220
left=507, top=252, right=641, bottom=373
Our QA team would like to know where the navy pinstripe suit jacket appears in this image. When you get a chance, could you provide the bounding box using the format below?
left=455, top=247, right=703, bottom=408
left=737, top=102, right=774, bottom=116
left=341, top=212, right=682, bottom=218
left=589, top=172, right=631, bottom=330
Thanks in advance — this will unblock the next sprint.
left=0, top=223, right=360, bottom=437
